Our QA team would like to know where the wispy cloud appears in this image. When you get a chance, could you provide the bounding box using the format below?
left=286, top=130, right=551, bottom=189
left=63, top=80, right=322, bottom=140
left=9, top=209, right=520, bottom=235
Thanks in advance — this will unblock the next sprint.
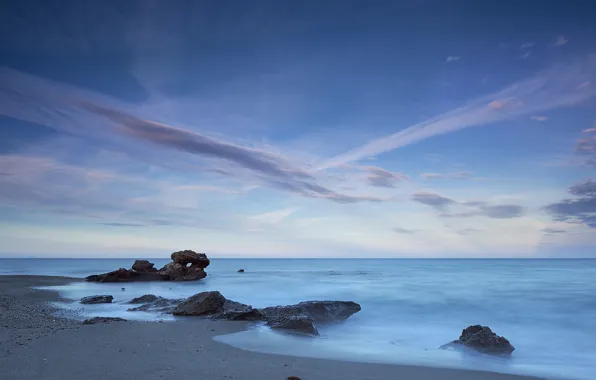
left=542, top=227, right=567, bottom=235
left=544, top=180, right=596, bottom=227
left=412, top=191, right=525, bottom=219
left=393, top=227, right=419, bottom=234
left=520, top=42, right=535, bottom=49
left=0, top=67, right=390, bottom=205
left=530, top=115, right=548, bottom=121
left=318, top=54, right=596, bottom=169
left=520, top=51, right=532, bottom=60
left=457, top=227, right=484, bottom=235
left=446, top=56, right=461, bottom=62
left=411, top=191, right=456, bottom=210
left=553, top=35, right=568, bottom=46
left=363, top=166, right=409, bottom=188
left=420, top=171, right=484, bottom=180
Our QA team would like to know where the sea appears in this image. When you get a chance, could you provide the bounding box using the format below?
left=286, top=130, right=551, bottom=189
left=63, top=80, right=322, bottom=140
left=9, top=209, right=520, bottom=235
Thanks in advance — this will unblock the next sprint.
left=1, top=258, right=594, bottom=380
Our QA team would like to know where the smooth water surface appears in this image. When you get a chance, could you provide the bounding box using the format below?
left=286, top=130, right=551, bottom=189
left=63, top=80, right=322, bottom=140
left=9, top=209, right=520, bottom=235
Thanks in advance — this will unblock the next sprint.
left=1, top=258, right=594, bottom=380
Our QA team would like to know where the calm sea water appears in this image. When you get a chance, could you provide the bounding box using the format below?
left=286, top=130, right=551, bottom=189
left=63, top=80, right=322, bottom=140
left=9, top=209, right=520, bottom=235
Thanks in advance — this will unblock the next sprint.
left=1, top=258, right=594, bottom=380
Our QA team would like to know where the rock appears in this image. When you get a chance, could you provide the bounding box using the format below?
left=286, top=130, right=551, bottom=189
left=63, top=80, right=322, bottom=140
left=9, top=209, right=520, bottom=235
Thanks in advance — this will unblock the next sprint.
left=172, top=291, right=226, bottom=316
left=159, top=262, right=206, bottom=281
left=82, top=317, right=127, bottom=325
left=128, top=294, right=159, bottom=304
left=211, top=300, right=263, bottom=321
left=170, top=250, right=210, bottom=269
left=287, top=377, right=301, bottom=380
left=80, top=295, right=113, bottom=304
left=85, top=268, right=170, bottom=283
left=267, top=316, right=319, bottom=336
left=127, top=297, right=182, bottom=313
left=260, top=301, right=361, bottom=323
left=237, top=269, right=245, bottom=273
left=132, top=260, right=157, bottom=272
left=441, top=325, right=515, bottom=355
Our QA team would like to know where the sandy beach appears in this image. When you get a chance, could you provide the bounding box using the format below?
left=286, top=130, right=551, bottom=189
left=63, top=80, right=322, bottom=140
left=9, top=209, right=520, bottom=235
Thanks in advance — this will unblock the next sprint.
left=0, top=275, right=546, bottom=380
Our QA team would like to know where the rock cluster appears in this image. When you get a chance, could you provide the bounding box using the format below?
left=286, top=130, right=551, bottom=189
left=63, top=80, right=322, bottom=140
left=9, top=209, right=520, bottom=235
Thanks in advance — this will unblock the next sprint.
left=122, top=291, right=361, bottom=335
left=441, top=325, right=515, bottom=355
left=85, top=250, right=210, bottom=282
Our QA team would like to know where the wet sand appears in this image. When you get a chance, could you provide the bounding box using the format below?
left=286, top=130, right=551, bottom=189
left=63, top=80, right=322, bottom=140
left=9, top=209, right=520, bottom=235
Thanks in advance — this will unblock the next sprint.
left=0, top=275, right=543, bottom=380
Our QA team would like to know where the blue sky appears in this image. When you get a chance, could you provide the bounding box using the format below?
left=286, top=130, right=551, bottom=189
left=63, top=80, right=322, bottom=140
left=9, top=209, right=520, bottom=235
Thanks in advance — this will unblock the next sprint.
left=1, top=0, right=595, bottom=258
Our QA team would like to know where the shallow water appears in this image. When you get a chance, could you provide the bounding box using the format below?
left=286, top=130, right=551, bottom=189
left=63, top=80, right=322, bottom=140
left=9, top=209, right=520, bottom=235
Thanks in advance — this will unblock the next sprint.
left=1, top=258, right=594, bottom=380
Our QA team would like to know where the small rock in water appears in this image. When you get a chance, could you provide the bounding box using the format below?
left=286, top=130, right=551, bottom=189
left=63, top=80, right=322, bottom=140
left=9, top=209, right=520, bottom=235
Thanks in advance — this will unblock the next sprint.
left=121, top=288, right=126, bottom=291
left=83, top=317, right=127, bottom=325
left=287, top=376, right=301, bottom=380
left=237, top=269, right=245, bottom=273
left=441, top=325, right=515, bottom=355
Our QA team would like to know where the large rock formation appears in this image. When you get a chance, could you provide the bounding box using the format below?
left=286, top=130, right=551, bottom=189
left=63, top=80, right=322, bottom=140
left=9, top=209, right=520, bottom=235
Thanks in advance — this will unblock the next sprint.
left=85, top=250, right=210, bottom=282
left=266, top=316, right=319, bottom=336
left=171, top=250, right=210, bottom=268
left=80, top=295, right=113, bottom=304
left=441, top=325, right=515, bottom=356
left=260, top=301, right=361, bottom=323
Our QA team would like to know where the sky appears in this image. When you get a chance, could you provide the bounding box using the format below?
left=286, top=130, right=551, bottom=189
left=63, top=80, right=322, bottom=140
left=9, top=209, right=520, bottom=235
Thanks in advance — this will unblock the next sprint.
left=1, top=0, right=596, bottom=258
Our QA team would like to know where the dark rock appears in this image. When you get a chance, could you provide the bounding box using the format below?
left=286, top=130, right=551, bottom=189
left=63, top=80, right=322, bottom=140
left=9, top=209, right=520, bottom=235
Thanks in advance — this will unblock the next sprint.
left=260, top=301, right=361, bottom=323
left=172, top=291, right=226, bottom=316
left=441, top=325, right=515, bottom=355
left=267, top=316, right=319, bottom=336
left=80, top=295, right=113, bottom=304
left=287, top=376, right=301, bottom=380
left=211, top=300, right=263, bottom=321
left=132, top=260, right=157, bottom=273
left=85, top=268, right=170, bottom=283
left=237, top=269, right=245, bottom=273
left=127, top=297, right=182, bottom=313
left=128, top=294, right=159, bottom=304
left=170, top=250, right=210, bottom=269
left=159, top=262, right=206, bottom=281
left=82, top=317, right=127, bottom=325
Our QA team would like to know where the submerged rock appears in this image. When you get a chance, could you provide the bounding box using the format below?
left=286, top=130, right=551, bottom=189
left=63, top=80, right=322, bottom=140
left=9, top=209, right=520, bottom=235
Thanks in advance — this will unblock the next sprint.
left=83, top=317, right=127, bottom=324
left=211, top=300, right=263, bottom=321
left=267, top=316, right=319, bottom=336
left=127, top=296, right=183, bottom=313
left=260, top=301, right=361, bottom=323
left=441, top=325, right=515, bottom=355
left=128, top=294, right=159, bottom=304
left=132, top=260, right=157, bottom=273
left=80, top=295, right=113, bottom=304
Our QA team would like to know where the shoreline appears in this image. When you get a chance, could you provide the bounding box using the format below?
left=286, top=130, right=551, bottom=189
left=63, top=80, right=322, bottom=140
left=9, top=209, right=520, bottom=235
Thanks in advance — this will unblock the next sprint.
left=0, top=275, right=544, bottom=380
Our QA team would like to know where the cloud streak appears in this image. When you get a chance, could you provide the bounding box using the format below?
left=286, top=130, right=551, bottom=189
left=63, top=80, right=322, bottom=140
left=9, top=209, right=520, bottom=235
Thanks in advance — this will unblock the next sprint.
left=412, top=191, right=525, bottom=219
left=0, top=67, right=389, bottom=205
left=318, top=54, right=596, bottom=169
